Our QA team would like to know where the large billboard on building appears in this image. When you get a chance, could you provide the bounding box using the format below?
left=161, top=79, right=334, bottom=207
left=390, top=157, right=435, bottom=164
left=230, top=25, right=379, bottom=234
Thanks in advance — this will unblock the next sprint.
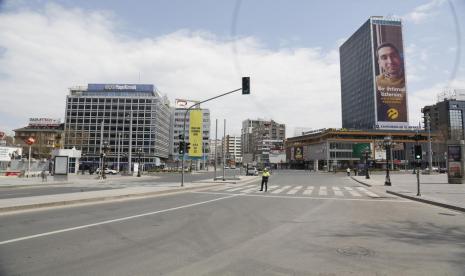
left=29, top=118, right=61, bottom=127
left=294, top=146, right=304, bottom=160
left=87, top=84, right=154, bottom=92
left=188, top=110, right=203, bottom=157
left=371, top=19, right=408, bottom=128
left=175, top=99, right=200, bottom=109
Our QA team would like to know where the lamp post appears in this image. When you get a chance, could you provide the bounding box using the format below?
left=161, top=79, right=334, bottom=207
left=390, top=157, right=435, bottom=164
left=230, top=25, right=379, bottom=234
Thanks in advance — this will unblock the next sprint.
left=137, top=147, right=142, bottom=177
left=364, top=148, right=371, bottom=179
left=101, top=141, right=109, bottom=179
left=425, top=113, right=433, bottom=173
left=383, top=136, right=392, bottom=186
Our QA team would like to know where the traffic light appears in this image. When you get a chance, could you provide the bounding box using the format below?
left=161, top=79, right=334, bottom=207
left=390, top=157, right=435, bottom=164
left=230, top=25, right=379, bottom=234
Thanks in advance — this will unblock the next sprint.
left=242, top=77, right=250, bottom=94
left=186, top=142, right=191, bottom=152
left=179, top=141, right=185, bottom=154
left=414, top=145, right=422, bottom=160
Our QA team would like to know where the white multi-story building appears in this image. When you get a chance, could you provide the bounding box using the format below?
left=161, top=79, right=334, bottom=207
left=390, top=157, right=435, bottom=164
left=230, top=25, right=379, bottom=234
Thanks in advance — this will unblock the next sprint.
left=224, top=135, right=242, bottom=164
left=64, top=84, right=170, bottom=170
left=208, top=139, right=222, bottom=165
left=170, top=99, right=210, bottom=165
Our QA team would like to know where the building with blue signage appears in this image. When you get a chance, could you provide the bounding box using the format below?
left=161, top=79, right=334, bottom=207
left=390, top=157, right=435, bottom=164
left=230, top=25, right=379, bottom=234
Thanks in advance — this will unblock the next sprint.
left=64, top=84, right=170, bottom=171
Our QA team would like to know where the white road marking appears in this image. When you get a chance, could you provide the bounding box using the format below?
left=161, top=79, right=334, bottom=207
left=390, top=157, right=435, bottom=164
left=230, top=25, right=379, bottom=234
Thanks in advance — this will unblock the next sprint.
left=253, top=185, right=278, bottom=193
left=344, top=187, right=361, bottom=197
left=287, top=186, right=303, bottom=195
left=356, top=187, right=380, bottom=198
left=241, top=186, right=260, bottom=193
left=303, top=186, right=314, bottom=195
left=332, top=187, right=344, bottom=197
left=193, top=191, right=410, bottom=203
left=209, top=185, right=234, bottom=191
left=272, top=185, right=291, bottom=194
left=318, top=186, right=327, bottom=196
left=0, top=194, right=238, bottom=246
left=225, top=185, right=255, bottom=192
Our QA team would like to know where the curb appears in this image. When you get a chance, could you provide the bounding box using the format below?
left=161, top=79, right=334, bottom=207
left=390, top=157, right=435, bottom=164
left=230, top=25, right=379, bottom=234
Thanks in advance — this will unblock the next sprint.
left=386, top=190, right=465, bottom=213
left=350, top=176, right=372, bottom=187
left=0, top=183, right=222, bottom=213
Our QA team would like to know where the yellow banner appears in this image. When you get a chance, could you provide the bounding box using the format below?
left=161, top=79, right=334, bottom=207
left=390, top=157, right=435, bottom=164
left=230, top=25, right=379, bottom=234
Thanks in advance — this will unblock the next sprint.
left=188, top=110, right=203, bottom=157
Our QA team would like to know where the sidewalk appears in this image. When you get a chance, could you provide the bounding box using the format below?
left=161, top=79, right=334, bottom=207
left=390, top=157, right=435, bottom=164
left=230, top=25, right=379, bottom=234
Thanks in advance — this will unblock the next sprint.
left=0, top=175, right=260, bottom=213
left=351, top=172, right=465, bottom=213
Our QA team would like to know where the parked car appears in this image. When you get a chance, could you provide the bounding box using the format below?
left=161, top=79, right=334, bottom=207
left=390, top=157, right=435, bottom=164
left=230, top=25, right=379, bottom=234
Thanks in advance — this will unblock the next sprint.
left=246, top=167, right=258, bottom=176
left=95, top=168, right=118, bottom=175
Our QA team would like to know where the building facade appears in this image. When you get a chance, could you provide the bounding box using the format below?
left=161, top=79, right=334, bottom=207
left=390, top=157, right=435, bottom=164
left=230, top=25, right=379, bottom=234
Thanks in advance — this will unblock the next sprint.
left=286, top=128, right=433, bottom=171
left=241, top=119, right=285, bottom=166
left=14, top=118, right=64, bottom=159
left=170, top=99, right=210, bottom=168
left=422, top=90, right=465, bottom=168
left=340, top=16, right=409, bottom=130
left=64, top=84, right=171, bottom=170
left=224, top=135, right=242, bottom=165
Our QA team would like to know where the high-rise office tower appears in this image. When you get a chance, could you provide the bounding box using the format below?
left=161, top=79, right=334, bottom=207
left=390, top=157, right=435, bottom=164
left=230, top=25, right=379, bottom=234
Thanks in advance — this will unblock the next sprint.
left=64, top=84, right=170, bottom=170
left=340, top=16, right=409, bottom=129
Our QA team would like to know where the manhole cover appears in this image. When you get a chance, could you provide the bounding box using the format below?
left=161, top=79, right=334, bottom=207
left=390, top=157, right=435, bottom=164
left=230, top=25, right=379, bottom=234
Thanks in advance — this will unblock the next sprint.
left=336, top=246, right=374, bottom=257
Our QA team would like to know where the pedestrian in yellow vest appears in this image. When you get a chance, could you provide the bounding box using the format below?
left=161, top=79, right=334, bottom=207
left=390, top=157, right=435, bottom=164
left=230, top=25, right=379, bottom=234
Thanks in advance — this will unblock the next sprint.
left=260, top=168, right=271, bottom=192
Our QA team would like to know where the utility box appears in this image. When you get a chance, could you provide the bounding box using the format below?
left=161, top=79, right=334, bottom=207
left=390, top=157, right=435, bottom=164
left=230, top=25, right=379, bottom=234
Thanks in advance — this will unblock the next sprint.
left=447, top=140, right=465, bottom=184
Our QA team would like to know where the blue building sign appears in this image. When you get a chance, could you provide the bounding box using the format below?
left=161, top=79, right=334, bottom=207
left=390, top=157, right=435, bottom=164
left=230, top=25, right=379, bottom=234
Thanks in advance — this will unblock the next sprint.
left=87, top=84, right=154, bottom=92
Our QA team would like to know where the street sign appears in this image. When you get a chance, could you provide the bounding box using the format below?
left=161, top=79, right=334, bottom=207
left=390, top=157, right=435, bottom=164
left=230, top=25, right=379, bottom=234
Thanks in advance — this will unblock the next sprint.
left=25, top=137, right=36, bottom=145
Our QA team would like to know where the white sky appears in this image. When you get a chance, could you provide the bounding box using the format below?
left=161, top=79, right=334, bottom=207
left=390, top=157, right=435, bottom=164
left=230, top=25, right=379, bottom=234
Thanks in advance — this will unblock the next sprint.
left=0, top=0, right=464, bottom=137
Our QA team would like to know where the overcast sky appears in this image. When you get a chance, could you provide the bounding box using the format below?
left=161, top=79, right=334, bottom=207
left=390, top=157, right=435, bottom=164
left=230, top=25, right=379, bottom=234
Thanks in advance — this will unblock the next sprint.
left=0, top=0, right=464, bottom=137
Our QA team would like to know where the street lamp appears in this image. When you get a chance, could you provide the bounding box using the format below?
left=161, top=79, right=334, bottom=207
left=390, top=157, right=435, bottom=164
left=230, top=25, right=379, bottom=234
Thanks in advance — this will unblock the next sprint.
left=137, top=147, right=142, bottom=177
left=383, top=136, right=392, bottom=186
left=101, top=141, right=109, bottom=179
left=363, top=148, right=371, bottom=179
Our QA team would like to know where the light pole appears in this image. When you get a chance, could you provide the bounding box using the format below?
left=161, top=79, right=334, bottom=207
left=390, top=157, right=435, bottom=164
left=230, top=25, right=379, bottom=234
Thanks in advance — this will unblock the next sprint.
left=383, top=136, right=392, bottom=186
left=425, top=113, right=433, bottom=173
left=137, top=147, right=142, bottom=177
left=364, top=148, right=371, bottom=179
left=117, top=132, right=121, bottom=172
left=101, top=141, right=109, bottom=179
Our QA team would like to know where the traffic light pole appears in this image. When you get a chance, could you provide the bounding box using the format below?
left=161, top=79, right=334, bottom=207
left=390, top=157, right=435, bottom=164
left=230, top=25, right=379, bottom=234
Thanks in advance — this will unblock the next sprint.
left=181, top=88, right=242, bottom=187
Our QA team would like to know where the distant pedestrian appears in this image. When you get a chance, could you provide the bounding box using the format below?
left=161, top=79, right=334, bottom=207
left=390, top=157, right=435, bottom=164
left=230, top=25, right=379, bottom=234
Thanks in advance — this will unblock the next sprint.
left=346, top=167, right=351, bottom=176
left=41, top=170, right=47, bottom=182
left=260, top=168, right=271, bottom=192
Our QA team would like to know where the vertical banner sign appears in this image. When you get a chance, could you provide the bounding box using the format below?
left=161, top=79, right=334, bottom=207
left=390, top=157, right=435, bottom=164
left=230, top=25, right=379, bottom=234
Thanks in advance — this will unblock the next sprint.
left=371, top=19, right=408, bottom=127
left=188, top=110, right=203, bottom=157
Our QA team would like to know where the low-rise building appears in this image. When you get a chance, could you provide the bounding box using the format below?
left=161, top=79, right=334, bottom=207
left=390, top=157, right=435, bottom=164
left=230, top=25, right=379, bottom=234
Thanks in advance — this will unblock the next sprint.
left=286, top=128, right=434, bottom=171
left=14, top=118, right=64, bottom=159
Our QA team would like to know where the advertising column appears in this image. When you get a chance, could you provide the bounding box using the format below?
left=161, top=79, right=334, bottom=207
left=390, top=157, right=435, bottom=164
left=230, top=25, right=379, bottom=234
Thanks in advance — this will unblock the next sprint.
left=371, top=19, right=408, bottom=128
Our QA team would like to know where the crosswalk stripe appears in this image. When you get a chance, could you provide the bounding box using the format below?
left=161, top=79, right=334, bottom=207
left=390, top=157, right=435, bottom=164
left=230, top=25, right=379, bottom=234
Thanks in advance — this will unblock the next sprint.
left=272, top=185, right=291, bottom=194
left=225, top=185, right=255, bottom=192
left=332, top=187, right=344, bottom=196
left=356, top=187, right=380, bottom=198
left=254, top=185, right=279, bottom=193
left=344, top=187, right=361, bottom=197
left=303, top=186, right=314, bottom=195
left=210, top=185, right=238, bottom=191
left=318, top=186, right=327, bottom=196
left=287, top=186, right=302, bottom=195
left=241, top=186, right=260, bottom=193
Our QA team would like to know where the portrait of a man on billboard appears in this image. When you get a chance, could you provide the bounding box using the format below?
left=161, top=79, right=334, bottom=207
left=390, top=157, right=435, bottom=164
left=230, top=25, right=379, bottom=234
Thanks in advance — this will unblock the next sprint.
left=372, top=21, right=408, bottom=124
